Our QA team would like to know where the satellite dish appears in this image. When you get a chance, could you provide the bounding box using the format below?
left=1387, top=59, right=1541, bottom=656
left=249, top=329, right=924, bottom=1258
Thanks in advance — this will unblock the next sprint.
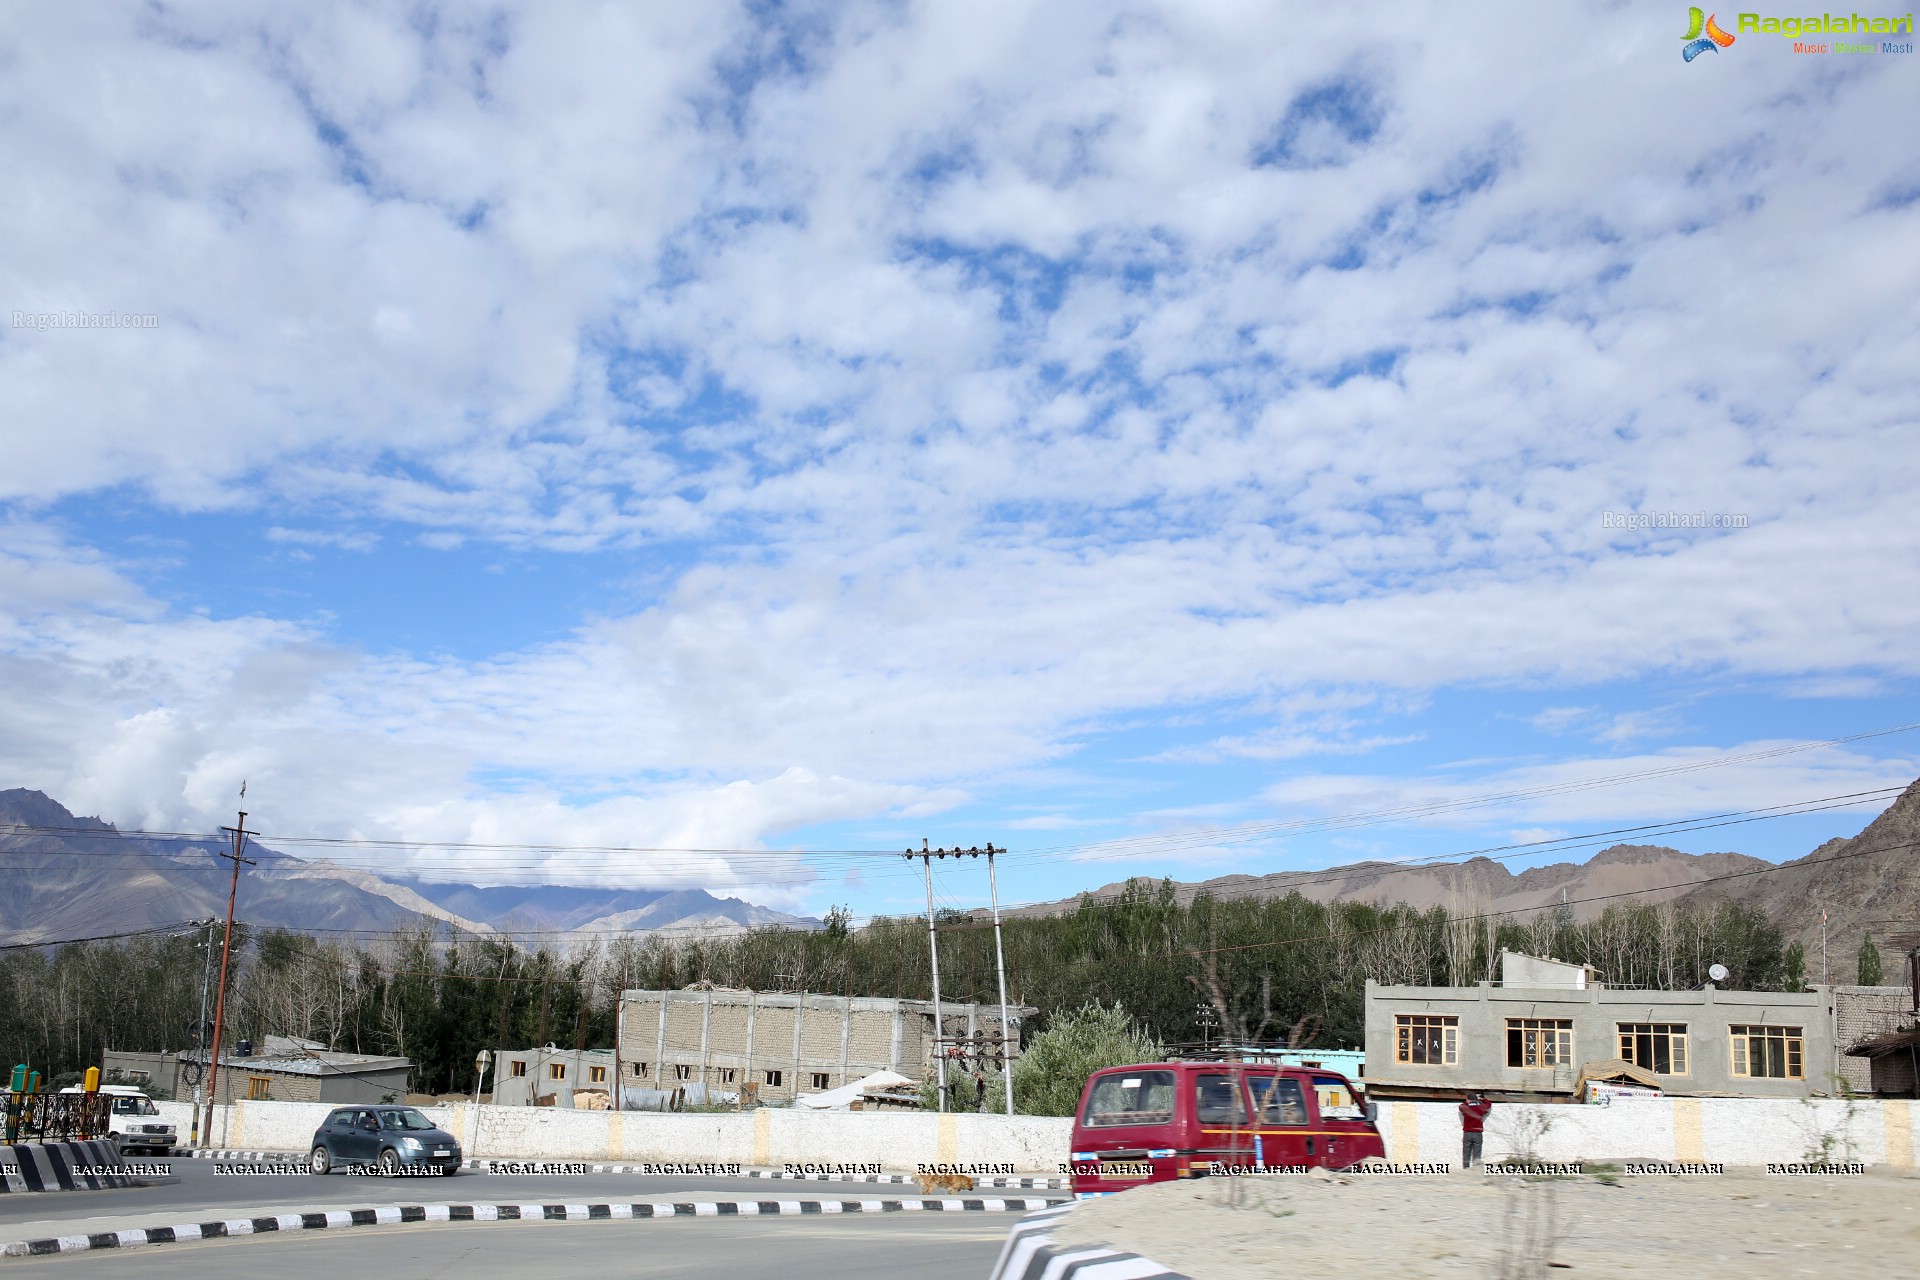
left=1708, top=963, right=1729, bottom=983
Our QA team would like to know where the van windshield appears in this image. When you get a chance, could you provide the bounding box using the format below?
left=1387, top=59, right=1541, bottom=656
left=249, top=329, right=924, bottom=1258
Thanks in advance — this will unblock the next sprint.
left=111, top=1097, right=158, bottom=1116
left=1081, top=1071, right=1176, bottom=1127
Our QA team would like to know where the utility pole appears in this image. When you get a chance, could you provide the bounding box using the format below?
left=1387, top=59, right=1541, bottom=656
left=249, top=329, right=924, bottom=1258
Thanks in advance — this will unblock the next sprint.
left=201, top=809, right=254, bottom=1149
left=187, top=918, right=216, bottom=1148
left=984, top=845, right=1015, bottom=1116
left=904, top=840, right=1012, bottom=1114
left=909, top=840, right=948, bottom=1112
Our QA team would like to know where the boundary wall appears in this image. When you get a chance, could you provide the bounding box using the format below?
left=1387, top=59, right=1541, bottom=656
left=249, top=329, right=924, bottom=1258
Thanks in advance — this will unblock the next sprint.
left=154, top=1098, right=1920, bottom=1171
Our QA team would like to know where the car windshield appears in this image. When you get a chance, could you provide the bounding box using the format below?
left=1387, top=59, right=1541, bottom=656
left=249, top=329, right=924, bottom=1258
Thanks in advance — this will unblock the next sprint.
left=377, top=1108, right=438, bottom=1131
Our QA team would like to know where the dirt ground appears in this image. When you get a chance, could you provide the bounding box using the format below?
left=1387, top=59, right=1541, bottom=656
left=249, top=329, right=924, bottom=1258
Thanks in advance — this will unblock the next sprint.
left=1052, top=1168, right=1920, bottom=1278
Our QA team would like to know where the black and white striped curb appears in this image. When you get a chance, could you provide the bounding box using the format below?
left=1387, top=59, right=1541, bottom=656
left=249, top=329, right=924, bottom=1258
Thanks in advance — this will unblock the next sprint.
left=181, top=1151, right=1066, bottom=1188
left=0, top=1143, right=133, bottom=1194
left=3, top=1196, right=1068, bottom=1259
left=989, top=1201, right=1189, bottom=1280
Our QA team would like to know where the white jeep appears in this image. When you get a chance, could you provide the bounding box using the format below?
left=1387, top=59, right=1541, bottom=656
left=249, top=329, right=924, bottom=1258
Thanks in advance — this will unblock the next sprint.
left=61, top=1085, right=177, bottom=1155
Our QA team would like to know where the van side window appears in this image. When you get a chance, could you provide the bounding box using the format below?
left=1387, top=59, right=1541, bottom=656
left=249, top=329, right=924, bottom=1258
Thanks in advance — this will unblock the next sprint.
left=1080, top=1070, right=1176, bottom=1127
left=1193, top=1073, right=1248, bottom=1125
left=1251, top=1075, right=1308, bottom=1125
left=1311, top=1076, right=1364, bottom=1119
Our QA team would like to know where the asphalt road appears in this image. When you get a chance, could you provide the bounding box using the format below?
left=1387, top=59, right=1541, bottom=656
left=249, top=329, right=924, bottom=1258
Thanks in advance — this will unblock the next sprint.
left=0, top=1215, right=1017, bottom=1278
left=0, top=1156, right=1057, bottom=1228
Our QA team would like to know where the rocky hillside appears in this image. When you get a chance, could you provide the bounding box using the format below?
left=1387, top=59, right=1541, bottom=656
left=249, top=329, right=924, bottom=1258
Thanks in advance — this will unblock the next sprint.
left=0, top=789, right=816, bottom=944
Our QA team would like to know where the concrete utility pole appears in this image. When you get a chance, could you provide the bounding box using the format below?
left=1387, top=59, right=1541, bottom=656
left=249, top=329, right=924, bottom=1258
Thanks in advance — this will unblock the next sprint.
left=201, top=809, right=254, bottom=1148
left=911, top=841, right=947, bottom=1111
left=905, top=840, right=1014, bottom=1114
left=187, top=917, right=217, bottom=1148
left=984, top=845, right=1015, bottom=1116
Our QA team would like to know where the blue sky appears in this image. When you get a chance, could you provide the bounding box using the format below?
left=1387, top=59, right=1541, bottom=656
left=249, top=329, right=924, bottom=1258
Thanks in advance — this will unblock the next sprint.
left=2, top=2, right=1917, bottom=924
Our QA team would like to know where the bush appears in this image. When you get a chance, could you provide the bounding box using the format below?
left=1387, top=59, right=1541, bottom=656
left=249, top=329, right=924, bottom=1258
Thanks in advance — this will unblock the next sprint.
left=1010, top=1002, right=1164, bottom=1117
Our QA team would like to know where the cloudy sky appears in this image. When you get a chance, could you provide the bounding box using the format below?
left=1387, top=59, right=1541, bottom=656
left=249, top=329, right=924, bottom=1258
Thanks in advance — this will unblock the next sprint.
left=3, top=2, right=1916, bottom=922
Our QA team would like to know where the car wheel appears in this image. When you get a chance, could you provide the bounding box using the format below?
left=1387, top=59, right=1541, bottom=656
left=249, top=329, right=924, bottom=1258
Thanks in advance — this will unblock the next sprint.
left=378, top=1148, right=403, bottom=1177
left=309, top=1146, right=332, bottom=1175
left=437, top=1164, right=456, bottom=1177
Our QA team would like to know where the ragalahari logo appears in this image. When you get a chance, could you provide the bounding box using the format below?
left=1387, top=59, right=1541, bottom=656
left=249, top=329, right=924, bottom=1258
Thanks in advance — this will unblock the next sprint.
left=1683, top=7, right=1738, bottom=57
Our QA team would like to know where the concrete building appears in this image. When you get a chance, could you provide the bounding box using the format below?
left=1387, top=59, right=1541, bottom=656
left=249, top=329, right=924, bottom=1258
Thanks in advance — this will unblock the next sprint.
left=615, top=987, right=1030, bottom=1105
left=491, top=1047, right=618, bottom=1107
left=1364, top=952, right=1842, bottom=1100
left=104, top=1036, right=412, bottom=1106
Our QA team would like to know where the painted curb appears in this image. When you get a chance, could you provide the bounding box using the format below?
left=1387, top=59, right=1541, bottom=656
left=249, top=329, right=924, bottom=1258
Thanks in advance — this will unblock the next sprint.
left=182, top=1151, right=1067, bottom=1188
left=0, top=1143, right=132, bottom=1194
left=2, top=1195, right=1068, bottom=1259
left=989, top=1201, right=1189, bottom=1280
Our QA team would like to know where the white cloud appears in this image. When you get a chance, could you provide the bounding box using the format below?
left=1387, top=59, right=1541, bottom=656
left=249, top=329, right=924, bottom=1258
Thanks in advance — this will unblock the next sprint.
left=0, top=2, right=1913, bottom=901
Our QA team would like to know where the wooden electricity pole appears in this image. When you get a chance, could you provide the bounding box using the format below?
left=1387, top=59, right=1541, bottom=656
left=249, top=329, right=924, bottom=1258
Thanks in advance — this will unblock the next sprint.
left=200, top=809, right=254, bottom=1148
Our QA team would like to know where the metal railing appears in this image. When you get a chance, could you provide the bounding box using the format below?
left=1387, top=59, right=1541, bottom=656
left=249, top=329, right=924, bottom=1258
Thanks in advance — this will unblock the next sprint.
left=3, top=1091, right=112, bottom=1144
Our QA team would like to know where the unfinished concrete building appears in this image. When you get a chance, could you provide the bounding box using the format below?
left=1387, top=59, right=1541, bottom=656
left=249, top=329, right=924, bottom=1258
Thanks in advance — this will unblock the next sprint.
left=615, top=987, right=1029, bottom=1104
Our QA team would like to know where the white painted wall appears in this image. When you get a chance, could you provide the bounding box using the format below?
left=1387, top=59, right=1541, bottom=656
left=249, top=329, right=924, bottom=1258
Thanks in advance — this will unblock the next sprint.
left=159, top=1098, right=1920, bottom=1171
left=1375, top=1098, right=1920, bottom=1169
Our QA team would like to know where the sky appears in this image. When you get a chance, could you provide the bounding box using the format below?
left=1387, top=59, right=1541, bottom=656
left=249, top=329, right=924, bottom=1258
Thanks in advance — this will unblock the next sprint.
left=2, top=2, right=1917, bottom=926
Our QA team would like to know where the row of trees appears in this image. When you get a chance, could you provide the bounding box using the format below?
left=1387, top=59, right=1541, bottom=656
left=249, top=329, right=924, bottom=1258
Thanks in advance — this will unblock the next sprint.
left=1, top=881, right=1805, bottom=1095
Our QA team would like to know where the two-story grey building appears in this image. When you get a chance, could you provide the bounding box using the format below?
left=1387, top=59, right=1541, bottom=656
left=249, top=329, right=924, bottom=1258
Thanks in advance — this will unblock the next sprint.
left=1364, top=951, right=1843, bottom=1100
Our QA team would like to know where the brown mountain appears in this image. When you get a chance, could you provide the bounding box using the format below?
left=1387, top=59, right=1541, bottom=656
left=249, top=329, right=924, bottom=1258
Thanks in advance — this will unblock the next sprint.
left=1681, top=776, right=1920, bottom=982
left=1013, top=780, right=1920, bottom=976
left=1013, top=843, right=1770, bottom=921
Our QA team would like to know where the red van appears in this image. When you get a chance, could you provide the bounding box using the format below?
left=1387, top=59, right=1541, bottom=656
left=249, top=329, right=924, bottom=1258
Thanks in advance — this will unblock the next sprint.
left=1067, top=1060, right=1386, bottom=1197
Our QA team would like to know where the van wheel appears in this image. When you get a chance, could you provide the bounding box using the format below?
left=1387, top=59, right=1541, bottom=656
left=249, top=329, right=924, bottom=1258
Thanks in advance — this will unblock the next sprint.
left=309, top=1146, right=332, bottom=1175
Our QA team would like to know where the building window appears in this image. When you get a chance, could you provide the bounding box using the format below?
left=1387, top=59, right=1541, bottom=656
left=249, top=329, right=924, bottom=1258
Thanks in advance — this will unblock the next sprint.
left=674, top=1064, right=692, bottom=1080
left=810, top=1072, right=829, bottom=1090
left=511, top=1060, right=527, bottom=1077
left=246, top=1076, right=272, bottom=1101
left=720, top=1068, right=736, bottom=1084
left=1618, top=1023, right=1689, bottom=1075
left=633, top=1063, right=649, bottom=1078
left=1506, top=1018, right=1574, bottom=1068
left=128, top=1070, right=151, bottom=1084
left=1730, top=1025, right=1803, bottom=1079
left=1395, top=1014, right=1459, bottom=1066
left=764, top=1070, right=783, bottom=1087
left=549, top=1063, right=567, bottom=1081
left=589, top=1065, right=607, bottom=1084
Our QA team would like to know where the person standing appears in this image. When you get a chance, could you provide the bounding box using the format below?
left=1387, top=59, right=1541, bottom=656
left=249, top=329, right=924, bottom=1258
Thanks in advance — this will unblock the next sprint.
left=1459, top=1093, right=1492, bottom=1169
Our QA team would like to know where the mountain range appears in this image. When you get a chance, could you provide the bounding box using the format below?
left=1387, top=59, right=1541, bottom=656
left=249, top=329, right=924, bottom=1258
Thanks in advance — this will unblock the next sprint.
left=8, top=780, right=1918, bottom=974
left=1011, top=777, right=1920, bottom=976
left=0, top=788, right=814, bottom=945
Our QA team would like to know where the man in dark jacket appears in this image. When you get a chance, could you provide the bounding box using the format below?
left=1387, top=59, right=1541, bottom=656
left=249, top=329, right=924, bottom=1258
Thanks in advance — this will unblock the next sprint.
left=1459, top=1093, right=1492, bottom=1169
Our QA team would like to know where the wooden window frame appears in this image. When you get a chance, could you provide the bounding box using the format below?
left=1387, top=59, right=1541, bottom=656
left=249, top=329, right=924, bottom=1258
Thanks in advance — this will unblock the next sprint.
left=246, top=1075, right=272, bottom=1101
left=1506, top=1018, right=1574, bottom=1069
left=764, top=1069, right=783, bottom=1087
left=1617, top=1022, right=1689, bottom=1076
left=589, top=1065, right=607, bottom=1084
left=510, top=1060, right=527, bottom=1077
left=1729, top=1025, right=1804, bottom=1079
left=548, top=1062, right=567, bottom=1081
left=809, top=1072, right=829, bottom=1090
left=1394, top=1014, right=1459, bottom=1066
